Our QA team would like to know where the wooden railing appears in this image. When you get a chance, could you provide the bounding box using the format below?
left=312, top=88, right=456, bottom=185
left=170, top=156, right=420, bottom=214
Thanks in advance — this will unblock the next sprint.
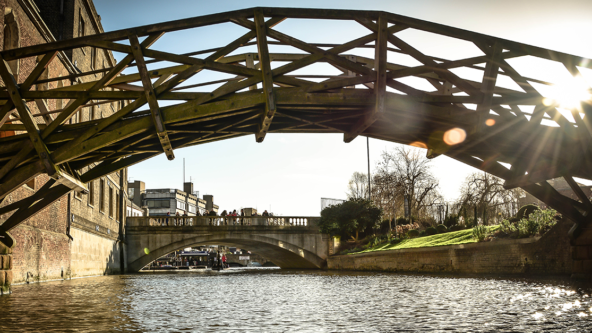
left=126, top=216, right=318, bottom=227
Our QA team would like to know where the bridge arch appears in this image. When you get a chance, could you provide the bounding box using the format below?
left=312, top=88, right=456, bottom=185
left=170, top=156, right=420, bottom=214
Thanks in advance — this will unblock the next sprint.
left=125, top=224, right=329, bottom=272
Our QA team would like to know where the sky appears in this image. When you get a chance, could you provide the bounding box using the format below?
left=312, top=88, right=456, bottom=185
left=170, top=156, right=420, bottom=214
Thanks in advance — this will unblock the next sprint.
left=92, top=0, right=592, bottom=216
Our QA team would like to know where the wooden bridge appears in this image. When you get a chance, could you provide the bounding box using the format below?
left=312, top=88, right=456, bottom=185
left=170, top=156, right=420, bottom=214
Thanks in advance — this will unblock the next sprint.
left=1, top=7, right=592, bottom=246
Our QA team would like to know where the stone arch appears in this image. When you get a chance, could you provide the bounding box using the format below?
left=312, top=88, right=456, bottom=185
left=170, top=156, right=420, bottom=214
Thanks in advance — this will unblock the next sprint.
left=3, top=8, right=20, bottom=81
left=127, top=233, right=326, bottom=272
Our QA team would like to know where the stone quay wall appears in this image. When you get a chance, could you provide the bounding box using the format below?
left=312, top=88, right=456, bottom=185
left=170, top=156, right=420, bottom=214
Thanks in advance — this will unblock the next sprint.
left=0, top=242, right=12, bottom=295
left=328, top=219, right=574, bottom=276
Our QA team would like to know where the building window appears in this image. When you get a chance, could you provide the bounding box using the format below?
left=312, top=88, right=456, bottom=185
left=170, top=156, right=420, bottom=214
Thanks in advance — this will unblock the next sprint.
left=88, top=181, right=95, bottom=206
left=109, top=187, right=114, bottom=217
left=78, top=9, right=85, bottom=38
left=128, top=187, right=135, bottom=200
left=99, top=179, right=105, bottom=212
left=90, top=47, right=97, bottom=70
left=188, top=205, right=196, bottom=214
left=146, top=200, right=170, bottom=208
left=116, top=193, right=120, bottom=221
left=176, top=200, right=186, bottom=211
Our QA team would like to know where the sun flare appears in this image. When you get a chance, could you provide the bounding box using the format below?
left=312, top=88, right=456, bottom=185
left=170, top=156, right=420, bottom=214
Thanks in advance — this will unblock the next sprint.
left=546, top=76, right=592, bottom=110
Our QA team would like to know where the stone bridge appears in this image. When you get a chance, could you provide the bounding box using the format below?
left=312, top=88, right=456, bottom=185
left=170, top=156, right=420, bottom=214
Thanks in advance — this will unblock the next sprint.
left=125, top=216, right=331, bottom=272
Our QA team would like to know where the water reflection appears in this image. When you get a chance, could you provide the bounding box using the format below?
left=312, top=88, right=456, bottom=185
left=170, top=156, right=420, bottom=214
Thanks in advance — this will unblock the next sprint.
left=1, top=269, right=592, bottom=332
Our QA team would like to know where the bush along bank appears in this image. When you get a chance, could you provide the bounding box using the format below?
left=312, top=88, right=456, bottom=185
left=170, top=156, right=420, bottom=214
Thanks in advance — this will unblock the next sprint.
left=343, top=206, right=558, bottom=255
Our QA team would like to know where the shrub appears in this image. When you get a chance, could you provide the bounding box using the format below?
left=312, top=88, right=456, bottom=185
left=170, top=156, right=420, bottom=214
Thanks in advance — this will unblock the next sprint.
left=516, top=204, right=540, bottom=219
left=450, top=225, right=464, bottom=232
left=500, top=219, right=516, bottom=234
left=515, top=209, right=557, bottom=238
left=436, top=224, right=448, bottom=233
left=419, top=230, right=426, bottom=237
left=472, top=225, right=488, bottom=241
left=407, top=229, right=420, bottom=238
left=443, top=214, right=459, bottom=228
left=425, top=227, right=437, bottom=236
left=389, top=238, right=402, bottom=245
left=508, top=216, right=520, bottom=223
left=396, top=217, right=410, bottom=225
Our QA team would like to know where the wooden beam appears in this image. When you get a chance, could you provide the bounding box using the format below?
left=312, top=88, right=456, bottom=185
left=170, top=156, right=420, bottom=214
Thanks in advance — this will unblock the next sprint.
left=129, top=35, right=175, bottom=160
left=344, top=15, right=388, bottom=143
left=0, top=183, right=71, bottom=232
left=564, top=175, right=592, bottom=212
left=475, top=42, right=502, bottom=133
left=254, top=11, right=276, bottom=143
left=0, top=55, right=59, bottom=176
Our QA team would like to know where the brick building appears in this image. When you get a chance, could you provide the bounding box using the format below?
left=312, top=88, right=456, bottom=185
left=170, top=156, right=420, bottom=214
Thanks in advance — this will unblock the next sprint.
left=0, top=0, right=128, bottom=286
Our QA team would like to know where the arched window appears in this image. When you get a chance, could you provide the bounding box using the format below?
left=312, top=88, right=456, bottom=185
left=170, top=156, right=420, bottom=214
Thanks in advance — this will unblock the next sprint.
left=3, top=8, right=20, bottom=81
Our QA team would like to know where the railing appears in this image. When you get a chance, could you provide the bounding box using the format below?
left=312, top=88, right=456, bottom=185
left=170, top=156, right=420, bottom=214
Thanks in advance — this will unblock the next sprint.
left=126, top=216, right=318, bottom=227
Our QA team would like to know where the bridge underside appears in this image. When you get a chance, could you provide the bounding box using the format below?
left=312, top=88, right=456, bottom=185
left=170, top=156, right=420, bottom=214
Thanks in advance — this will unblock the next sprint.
left=126, top=226, right=328, bottom=272
left=1, top=7, right=592, bottom=244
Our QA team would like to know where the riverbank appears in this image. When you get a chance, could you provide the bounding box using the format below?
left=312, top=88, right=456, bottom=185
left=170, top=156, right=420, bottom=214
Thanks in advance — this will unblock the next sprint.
left=356, top=225, right=500, bottom=253
left=328, top=219, right=574, bottom=276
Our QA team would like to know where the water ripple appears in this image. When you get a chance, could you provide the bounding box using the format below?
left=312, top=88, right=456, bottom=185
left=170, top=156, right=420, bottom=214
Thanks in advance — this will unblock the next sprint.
left=1, top=269, right=592, bottom=332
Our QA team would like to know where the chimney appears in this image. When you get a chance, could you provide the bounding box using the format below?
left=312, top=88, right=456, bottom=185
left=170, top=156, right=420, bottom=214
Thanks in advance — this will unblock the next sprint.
left=203, top=195, right=214, bottom=211
left=184, top=182, right=193, bottom=194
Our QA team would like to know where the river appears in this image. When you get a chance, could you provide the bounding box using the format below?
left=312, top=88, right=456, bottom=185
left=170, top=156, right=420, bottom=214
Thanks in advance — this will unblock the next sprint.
left=1, top=269, right=592, bottom=332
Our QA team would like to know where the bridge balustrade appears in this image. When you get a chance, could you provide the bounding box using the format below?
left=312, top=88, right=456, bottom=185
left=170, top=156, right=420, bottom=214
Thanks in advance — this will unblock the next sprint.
left=126, top=216, right=318, bottom=227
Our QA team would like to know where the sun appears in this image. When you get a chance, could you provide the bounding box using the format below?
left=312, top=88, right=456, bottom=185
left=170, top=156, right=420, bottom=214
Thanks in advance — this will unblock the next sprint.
left=544, top=76, right=592, bottom=110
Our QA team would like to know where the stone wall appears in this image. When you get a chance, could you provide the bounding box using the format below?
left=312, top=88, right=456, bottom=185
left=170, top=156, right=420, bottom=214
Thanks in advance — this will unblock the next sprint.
left=328, top=219, right=574, bottom=276
left=0, top=242, right=12, bottom=295
left=70, top=227, right=120, bottom=277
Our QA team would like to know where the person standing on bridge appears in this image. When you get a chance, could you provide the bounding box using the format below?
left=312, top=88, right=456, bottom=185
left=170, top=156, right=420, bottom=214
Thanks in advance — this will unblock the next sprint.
left=166, top=212, right=170, bottom=226
left=222, top=254, right=227, bottom=268
left=240, top=209, right=244, bottom=226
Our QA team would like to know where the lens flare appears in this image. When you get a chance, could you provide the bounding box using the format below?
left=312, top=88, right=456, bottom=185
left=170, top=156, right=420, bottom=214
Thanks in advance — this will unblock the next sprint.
left=443, top=128, right=466, bottom=146
left=410, top=141, right=428, bottom=149
left=551, top=76, right=592, bottom=109
left=485, top=119, right=495, bottom=126
left=542, top=97, right=555, bottom=106
left=144, top=248, right=150, bottom=255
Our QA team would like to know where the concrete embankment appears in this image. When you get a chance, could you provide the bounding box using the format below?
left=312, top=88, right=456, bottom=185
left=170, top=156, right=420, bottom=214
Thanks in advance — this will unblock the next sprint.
left=328, top=219, right=575, bottom=276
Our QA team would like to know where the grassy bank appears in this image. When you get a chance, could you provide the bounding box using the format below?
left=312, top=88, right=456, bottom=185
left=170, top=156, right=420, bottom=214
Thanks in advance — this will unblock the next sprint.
left=354, top=225, right=500, bottom=254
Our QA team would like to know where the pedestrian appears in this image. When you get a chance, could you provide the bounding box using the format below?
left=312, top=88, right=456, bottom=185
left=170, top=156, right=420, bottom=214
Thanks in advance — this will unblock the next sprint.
left=166, top=212, right=170, bottom=226
left=222, top=254, right=227, bottom=268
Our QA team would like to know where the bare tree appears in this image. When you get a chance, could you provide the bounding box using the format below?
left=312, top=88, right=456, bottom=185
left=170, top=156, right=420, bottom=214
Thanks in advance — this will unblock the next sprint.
left=372, top=147, right=442, bottom=222
left=455, top=172, right=523, bottom=224
left=347, top=171, right=369, bottom=200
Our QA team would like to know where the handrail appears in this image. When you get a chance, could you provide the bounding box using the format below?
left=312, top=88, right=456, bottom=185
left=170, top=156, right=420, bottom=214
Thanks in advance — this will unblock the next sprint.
left=126, top=216, right=318, bottom=227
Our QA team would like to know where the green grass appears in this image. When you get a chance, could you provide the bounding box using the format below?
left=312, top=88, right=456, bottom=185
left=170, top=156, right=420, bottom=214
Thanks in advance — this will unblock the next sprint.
left=354, top=225, right=500, bottom=254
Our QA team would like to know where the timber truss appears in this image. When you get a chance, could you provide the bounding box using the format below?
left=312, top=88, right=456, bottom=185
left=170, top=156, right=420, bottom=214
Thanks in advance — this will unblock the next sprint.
left=0, top=7, right=592, bottom=246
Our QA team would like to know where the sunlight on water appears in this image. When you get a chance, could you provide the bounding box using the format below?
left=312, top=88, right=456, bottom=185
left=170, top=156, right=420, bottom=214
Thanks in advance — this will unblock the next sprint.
left=2, top=270, right=592, bottom=332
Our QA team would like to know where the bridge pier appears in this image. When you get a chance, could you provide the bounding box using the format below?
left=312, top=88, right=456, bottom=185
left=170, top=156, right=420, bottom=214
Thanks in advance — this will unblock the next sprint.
left=571, top=228, right=592, bottom=280
left=0, top=237, right=13, bottom=295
